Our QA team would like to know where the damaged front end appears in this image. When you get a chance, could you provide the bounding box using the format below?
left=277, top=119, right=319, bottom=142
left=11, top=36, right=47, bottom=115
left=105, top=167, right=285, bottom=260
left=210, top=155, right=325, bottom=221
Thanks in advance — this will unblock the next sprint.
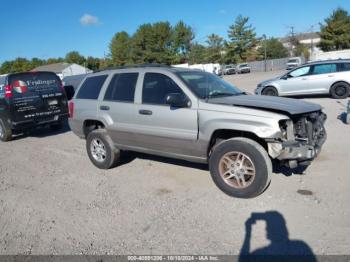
left=268, top=111, right=327, bottom=168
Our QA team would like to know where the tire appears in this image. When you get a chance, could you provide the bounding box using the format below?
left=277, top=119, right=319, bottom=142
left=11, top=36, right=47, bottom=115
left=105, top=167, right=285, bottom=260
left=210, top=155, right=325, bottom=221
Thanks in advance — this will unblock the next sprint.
left=209, top=137, right=272, bottom=198
left=262, top=86, right=278, bottom=96
left=0, top=118, right=12, bottom=142
left=86, top=129, right=120, bottom=169
left=330, top=82, right=350, bottom=99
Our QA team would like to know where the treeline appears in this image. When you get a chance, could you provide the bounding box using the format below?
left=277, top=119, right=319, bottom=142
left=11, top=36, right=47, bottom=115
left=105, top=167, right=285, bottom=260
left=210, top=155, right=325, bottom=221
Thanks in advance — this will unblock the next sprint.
left=1, top=8, right=350, bottom=74
left=0, top=51, right=102, bottom=75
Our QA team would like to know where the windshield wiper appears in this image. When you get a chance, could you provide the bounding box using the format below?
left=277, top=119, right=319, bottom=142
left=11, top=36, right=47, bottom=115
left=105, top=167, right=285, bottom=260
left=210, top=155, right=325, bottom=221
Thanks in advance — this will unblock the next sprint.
left=207, top=92, right=244, bottom=99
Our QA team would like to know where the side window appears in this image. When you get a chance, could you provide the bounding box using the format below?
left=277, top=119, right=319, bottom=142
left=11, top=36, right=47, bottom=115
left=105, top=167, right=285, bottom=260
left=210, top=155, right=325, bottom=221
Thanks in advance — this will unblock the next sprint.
left=338, top=63, right=350, bottom=72
left=142, top=73, right=184, bottom=105
left=76, top=75, right=108, bottom=100
left=312, top=64, right=336, bottom=75
left=289, top=66, right=311, bottom=77
left=104, top=73, right=138, bottom=102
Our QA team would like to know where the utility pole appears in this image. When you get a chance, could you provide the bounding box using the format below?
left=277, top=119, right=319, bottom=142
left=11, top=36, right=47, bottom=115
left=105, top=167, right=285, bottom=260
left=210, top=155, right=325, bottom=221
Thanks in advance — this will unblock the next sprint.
left=262, top=34, right=267, bottom=72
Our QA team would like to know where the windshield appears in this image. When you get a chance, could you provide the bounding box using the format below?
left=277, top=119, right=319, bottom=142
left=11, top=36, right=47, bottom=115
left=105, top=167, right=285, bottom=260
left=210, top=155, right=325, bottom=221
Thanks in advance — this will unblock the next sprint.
left=288, top=59, right=298, bottom=63
left=177, top=71, right=244, bottom=99
left=239, top=64, right=248, bottom=68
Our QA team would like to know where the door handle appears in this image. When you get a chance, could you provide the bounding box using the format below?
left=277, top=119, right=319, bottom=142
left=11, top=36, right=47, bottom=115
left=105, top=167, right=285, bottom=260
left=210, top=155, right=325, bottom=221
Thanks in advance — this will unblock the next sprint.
left=302, top=78, right=308, bottom=80
left=139, top=109, right=152, bottom=115
left=100, top=105, right=110, bottom=111
left=328, top=75, right=334, bottom=77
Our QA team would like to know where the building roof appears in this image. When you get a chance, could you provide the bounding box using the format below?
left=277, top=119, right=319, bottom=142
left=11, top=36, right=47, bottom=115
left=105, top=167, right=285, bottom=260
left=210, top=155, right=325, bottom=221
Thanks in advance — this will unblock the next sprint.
left=33, top=62, right=71, bottom=73
left=280, top=32, right=320, bottom=43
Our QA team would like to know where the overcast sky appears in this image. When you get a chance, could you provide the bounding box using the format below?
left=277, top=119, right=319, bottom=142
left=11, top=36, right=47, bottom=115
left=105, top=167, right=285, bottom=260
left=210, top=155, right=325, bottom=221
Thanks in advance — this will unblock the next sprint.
left=1, top=0, right=350, bottom=63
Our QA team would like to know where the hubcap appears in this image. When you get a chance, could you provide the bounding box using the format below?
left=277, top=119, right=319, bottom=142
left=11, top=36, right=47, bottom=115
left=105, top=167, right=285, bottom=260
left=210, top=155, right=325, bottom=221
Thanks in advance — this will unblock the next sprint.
left=90, top=138, right=107, bottom=162
left=335, top=86, right=346, bottom=96
left=218, top=151, right=256, bottom=189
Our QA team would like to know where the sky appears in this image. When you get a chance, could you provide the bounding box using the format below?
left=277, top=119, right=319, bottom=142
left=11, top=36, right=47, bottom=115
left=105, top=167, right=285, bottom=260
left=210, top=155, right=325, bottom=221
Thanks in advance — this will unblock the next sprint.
left=1, top=0, right=350, bottom=63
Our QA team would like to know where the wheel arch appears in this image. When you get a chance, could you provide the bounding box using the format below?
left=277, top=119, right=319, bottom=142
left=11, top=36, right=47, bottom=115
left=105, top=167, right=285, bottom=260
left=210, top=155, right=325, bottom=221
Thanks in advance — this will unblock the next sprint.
left=83, top=119, right=106, bottom=138
left=207, top=129, right=268, bottom=157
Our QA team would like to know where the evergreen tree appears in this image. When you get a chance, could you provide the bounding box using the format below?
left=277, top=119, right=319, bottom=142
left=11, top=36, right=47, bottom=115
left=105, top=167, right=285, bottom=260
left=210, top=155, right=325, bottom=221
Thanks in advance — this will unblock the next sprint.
left=318, top=8, right=350, bottom=51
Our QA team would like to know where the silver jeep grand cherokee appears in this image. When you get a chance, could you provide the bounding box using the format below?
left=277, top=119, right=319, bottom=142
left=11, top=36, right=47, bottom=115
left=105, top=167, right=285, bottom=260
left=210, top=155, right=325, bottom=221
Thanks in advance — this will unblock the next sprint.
left=69, top=65, right=327, bottom=198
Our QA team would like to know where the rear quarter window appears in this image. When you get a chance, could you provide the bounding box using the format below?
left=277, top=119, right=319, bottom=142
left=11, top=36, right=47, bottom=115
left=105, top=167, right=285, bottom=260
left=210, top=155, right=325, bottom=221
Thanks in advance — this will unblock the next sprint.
left=76, top=75, right=108, bottom=100
left=338, top=63, right=350, bottom=72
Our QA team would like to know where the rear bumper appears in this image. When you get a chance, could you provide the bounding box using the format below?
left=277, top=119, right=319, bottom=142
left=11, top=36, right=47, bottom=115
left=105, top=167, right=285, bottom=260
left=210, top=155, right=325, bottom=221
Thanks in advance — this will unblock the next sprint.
left=11, top=113, right=69, bottom=130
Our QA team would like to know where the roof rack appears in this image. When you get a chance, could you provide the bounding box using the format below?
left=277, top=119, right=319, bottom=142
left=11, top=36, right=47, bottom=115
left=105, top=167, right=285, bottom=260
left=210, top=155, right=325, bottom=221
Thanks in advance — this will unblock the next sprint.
left=94, top=63, right=170, bottom=73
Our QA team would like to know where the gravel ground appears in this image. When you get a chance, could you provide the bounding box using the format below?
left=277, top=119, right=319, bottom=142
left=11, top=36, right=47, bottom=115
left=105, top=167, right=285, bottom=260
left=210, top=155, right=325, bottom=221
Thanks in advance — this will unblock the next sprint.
left=0, top=70, right=349, bottom=255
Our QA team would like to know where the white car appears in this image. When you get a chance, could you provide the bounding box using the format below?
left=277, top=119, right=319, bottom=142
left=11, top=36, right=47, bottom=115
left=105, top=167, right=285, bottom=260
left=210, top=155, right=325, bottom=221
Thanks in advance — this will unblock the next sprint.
left=286, top=57, right=302, bottom=70
left=255, top=60, right=350, bottom=99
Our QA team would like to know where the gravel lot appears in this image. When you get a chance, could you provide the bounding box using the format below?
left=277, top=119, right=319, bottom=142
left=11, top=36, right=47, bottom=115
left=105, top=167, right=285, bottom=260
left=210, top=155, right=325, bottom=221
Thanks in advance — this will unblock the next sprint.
left=0, top=70, right=349, bottom=255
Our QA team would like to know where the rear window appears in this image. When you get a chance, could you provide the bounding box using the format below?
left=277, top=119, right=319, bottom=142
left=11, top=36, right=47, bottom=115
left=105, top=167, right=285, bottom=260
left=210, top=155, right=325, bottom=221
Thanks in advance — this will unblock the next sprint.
left=76, top=75, right=108, bottom=100
left=312, top=64, right=337, bottom=75
left=104, top=73, right=138, bottom=102
left=8, top=72, right=61, bottom=96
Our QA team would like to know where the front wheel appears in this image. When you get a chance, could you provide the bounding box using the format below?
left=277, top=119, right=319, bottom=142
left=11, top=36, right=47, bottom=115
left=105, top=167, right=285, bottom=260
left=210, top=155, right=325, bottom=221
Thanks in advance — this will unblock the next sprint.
left=262, top=86, right=278, bottom=96
left=209, top=137, right=272, bottom=198
left=86, top=129, right=120, bottom=169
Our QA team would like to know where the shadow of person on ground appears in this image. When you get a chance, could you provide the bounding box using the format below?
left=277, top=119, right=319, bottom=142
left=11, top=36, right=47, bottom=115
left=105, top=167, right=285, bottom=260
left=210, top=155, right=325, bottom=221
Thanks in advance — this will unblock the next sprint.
left=239, top=211, right=317, bottom=262
left=272, top=160, right=308, bottom=177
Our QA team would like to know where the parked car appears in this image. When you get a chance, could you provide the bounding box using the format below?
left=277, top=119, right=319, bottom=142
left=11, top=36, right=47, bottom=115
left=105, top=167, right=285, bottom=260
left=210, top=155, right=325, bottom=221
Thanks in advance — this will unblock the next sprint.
left=255, top=59, right=350, bottom=99
left=236, top=63, right=251, bottom=74
left=286, top=57, right=302, bottom=70
left=223, top=65, right=236, bottom=75
left=0, top=71, right=73, bottom=142
left=69, top=65, right=326, bottom=198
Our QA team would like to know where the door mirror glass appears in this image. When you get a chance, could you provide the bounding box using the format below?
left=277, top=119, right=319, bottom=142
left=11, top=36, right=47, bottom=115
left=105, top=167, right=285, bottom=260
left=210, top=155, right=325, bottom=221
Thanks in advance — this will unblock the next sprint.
left=64, top=85, right=75, bottom=100
left=165, top=93, right=190, bottom=108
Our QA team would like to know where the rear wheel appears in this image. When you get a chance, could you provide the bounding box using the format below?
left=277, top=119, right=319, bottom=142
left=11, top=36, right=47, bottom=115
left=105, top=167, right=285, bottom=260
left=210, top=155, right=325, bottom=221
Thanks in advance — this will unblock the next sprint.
left=330, top=82, right=350, bottom=99
left=209, top=137, right=272, bottom=198
left=262, top=86, right=278, bottom=96
left=0, top=119, right=12, bottom=142
left=86, top=129, right=120, bottom=169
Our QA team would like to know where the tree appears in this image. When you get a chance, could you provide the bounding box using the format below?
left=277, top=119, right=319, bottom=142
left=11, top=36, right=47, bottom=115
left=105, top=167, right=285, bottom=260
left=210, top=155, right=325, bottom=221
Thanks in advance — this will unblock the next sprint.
left=318, top=8, right=350, bottom=51
left=132, top=23, right=156, bottom=63
left=30, top=57, right=45, bottom=68
left=258, top=38, right=289, bottom=59
left=227, top=15, right=258, bottom=62
left=188, top=44, right=208, bottom=64
left=65, top=51, right=86, bottom=65
left=109, top=31, right=132, bottom=66
left=173, top=21, right=195, bottom=63
left=206, top=34, right=224, bottom=63
left=46, top=57, right=64, bottom=64
left=86, top=56, right=100, bottom=71
left=295, top=43, right=310, bottom=61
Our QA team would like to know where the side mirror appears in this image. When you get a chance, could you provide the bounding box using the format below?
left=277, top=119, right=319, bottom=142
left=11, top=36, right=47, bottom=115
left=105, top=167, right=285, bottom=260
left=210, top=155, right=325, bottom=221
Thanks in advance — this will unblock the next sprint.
left=281, top=75, right=289, bottom=80
left=165, top=93, right=191, bottom=108
left=64, top=85, right=75, bottom=100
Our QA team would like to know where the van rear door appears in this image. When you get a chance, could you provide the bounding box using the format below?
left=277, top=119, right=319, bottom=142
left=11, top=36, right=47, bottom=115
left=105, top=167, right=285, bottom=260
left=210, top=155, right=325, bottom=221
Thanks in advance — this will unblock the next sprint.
left=8, top=72, right=68, bottom=123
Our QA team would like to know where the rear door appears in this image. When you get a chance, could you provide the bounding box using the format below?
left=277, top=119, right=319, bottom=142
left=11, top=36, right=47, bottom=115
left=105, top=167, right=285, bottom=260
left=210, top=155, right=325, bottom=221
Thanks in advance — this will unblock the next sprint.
left=8, top=72, right=68, bottom=123
left=97, top=71, right=141, bottom=147
left=307, top=63, right=337, bottom=94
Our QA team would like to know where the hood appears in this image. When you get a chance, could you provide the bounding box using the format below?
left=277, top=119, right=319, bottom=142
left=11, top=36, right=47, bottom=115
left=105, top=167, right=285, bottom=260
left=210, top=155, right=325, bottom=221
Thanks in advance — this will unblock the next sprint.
left=207, top=95, right=322, bottom=116
left=258, top=76, right=281, bottom=87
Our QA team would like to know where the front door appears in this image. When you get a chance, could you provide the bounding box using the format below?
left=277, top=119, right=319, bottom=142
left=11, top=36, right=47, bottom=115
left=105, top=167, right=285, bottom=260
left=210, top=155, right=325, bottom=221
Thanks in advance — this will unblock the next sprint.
left=279, top=66, right=311, bottom=96
left=134, top=72, right=199, bottom=156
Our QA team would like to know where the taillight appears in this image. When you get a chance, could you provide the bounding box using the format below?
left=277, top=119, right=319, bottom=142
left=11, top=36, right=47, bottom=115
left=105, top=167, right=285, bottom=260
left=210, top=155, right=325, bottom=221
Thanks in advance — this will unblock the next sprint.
left=68, top=101, right=74, bottom=118
left=5, top=85, right=12, bottom=98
